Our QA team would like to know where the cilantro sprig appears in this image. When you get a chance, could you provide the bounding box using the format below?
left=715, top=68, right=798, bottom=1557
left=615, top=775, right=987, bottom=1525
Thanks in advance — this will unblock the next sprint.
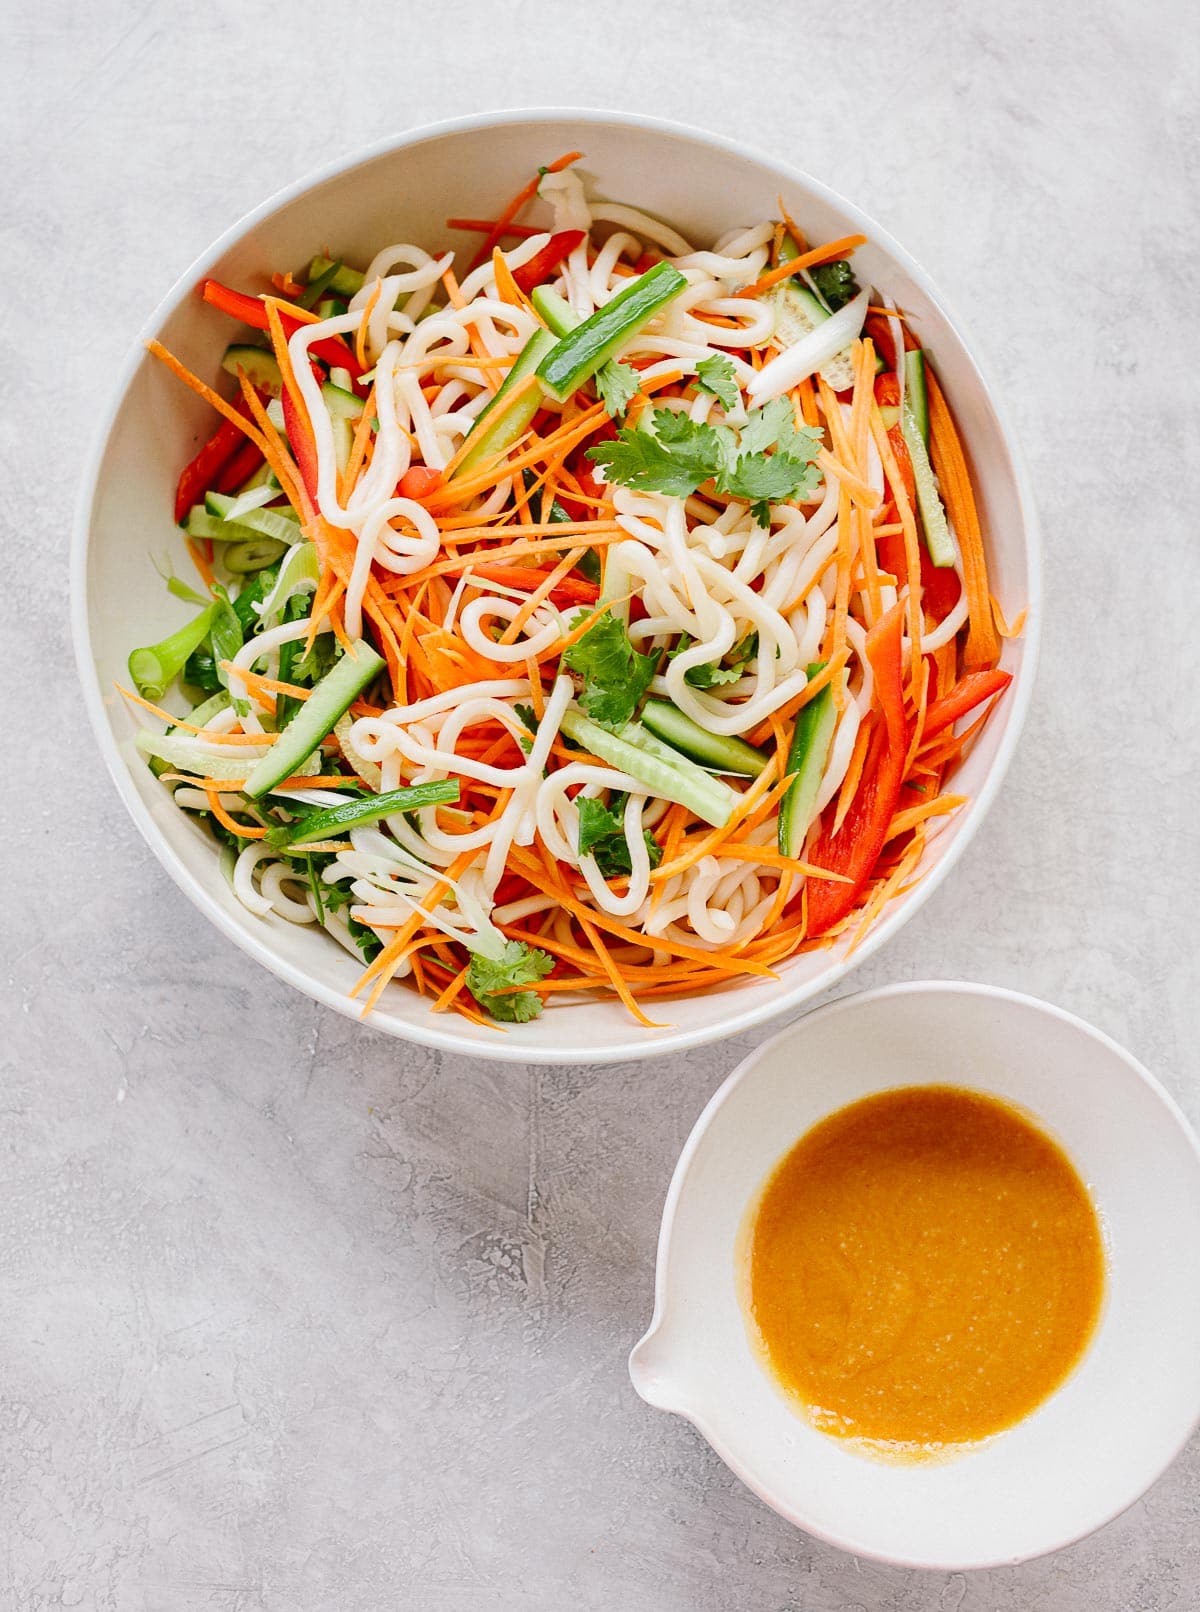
left=466, top=941, right=554, bottom=1023
left=586, top=396, right=822, bottom=526
left=562, top=608, right=657, bottom=728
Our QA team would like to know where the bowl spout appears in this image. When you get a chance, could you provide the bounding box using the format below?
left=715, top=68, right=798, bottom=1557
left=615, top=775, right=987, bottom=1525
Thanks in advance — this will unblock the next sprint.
left=628, top=1323, right=689, bottom=1414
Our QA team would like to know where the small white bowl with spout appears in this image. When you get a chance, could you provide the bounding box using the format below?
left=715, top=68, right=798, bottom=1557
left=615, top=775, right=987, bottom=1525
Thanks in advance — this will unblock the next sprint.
left=629, top=981, right=1200, bottom=1569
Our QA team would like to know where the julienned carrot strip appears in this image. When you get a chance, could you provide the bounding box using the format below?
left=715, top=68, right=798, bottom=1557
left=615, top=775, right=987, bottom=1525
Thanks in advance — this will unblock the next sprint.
left=831, top=713, right=874, bottom=836
left=575, top=912, right=660, bottom=1027
left=506, top=847, right=776, bottom=978
left=218, top=665, right=311, bottom=701
left=430, top=962, right=472, bottom=1015
left=736, top=233, right=868, bottom=299
left=650, top=763, right=783, bottom=886
left=497, top=548, right=586, bottom=645
left=147, top=341, right=271, bottom=458
left=355, top=280, right=382, bottom=371
left=342, top=382, right=377, bottom=496
left=203, top=783, right=267, bottom=838
left=490, top=246, right=535, bottom=316
left=441, top=372, right=541, bottom=480
left=885, top=794, right=967, bottom=841
left=990, top=596, right=1027, bottom=640
left=235, top=374, right=311, bottom=523
left=186, top=539, right=217, bottom=593
left=815, top=449, right=880, bottom=513
left=867, top=401, right=924, bottom=674
left=469, top=149, right=583, bottom=271
left=353, top=846, right=482, bottom=1007
left=427, top=400, right=610, bottom=510
left=926, top=369, right=1000, bottom=669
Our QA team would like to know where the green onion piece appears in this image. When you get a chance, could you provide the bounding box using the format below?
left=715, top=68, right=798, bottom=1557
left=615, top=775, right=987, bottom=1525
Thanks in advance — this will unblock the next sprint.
left=559, top=706, right=738, bottom=827
left=128, top=603, right=217, bottom=700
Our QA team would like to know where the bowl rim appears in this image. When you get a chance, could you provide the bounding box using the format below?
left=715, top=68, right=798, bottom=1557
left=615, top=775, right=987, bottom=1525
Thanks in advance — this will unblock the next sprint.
left=71, top=108, right=1044, bottom=1065
left=630, top=978, right=1200, bottom=1568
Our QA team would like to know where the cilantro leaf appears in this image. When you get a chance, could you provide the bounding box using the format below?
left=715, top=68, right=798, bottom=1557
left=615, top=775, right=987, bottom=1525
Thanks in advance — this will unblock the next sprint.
left=586, top=409, right=725, bottom=498
left=667, top=631, right=758, bottom=689
left=738, top=397, right=799, bottom=455
left=562, top=608, right=658, bottom=727
left=721, top=448, right=822, bottom=510
left=586, top=401, right=823, bottom=525
left=809, top=258, right=860, bottom=313
left=596, top=359, right=639, bottom=419
left=695, top=353, right=739, bottom=411
left=514, top=701, right=539, bottom=754
left=466, top=941, right=554, bottom=1023
left=576, top=795, right=663, bottom=879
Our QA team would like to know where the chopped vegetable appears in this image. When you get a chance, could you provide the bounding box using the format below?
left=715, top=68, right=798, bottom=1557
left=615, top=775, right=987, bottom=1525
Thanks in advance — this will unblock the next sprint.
left=562, top=608, right=657, bottom=727
left=466, top=941, right=554, bottom=1022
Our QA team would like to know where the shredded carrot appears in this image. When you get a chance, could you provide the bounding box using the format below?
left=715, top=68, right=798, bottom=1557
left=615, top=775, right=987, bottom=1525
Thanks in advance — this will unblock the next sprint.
left=926, top=369, right=1000, bottom=669
left=991, top=595, right=1027, bottom=639
left=736, top=233, right=868, bottom=299
left=355, top=280, right=382, bottom=371
left=203, top=783, right=266, bottom=838
left=469, top=150, right=583, bottom=271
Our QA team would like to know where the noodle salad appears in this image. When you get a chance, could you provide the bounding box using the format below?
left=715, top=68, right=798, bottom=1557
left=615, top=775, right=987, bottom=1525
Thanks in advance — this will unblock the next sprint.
left=127, top=152, right=1019, bottom=1029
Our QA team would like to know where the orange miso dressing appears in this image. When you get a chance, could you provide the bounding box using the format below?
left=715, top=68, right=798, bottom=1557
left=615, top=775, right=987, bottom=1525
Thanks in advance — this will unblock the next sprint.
left=744, top=1085, right=1105, bottom=1457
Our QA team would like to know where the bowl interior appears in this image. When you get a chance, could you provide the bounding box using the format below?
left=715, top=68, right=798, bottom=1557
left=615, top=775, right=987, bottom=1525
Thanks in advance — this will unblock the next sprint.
left=76, top=113, right=1037, bottom=1062
left=630, top=984, right=1200, bottom=1566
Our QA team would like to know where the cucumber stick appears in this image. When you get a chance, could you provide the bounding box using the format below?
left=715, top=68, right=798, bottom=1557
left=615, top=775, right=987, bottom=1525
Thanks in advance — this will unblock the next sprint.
left=243, top=641, right=384, bottom=799
left=306, top=256, right=365, bottom=300
left=640, top=698, right=768, bottom=778
left=205, top=490, right=300, bottom=545
left=531, top=285, right=578, bottom=338
left=221, top=347, right=361, bottom=426
left=904, top=348, right=930, bottom=442
left=221, top=344, right=284, bottom=396
left=451, top=327, right=556, bottom=481
left=265, top=781, right=461, bottom=849
left=778, top=667, right=837, bottom=857
left=903, top=386, right=954, bottom=570
left=537, top=262, right=687, bottom=402
left=559, top=707, right=738, bottom=827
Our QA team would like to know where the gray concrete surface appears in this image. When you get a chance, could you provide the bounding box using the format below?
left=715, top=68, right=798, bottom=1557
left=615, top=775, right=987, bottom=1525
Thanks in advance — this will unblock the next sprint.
left=5, top=0, right=1200, bottom=1606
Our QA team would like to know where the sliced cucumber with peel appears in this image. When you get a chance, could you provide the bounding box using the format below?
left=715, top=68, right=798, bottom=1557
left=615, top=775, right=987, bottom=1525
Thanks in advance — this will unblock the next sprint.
left=641, top=698, right=769, bottom=778
left=451, top=327, right=556, bottom=481
left=205, top=490, right=300, bottom=545
left=778, top=667, right=837, bottom=857
left=243, top=640, right=385, bottom=800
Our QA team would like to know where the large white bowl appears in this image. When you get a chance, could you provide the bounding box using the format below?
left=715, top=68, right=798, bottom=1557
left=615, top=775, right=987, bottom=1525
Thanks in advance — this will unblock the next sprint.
left=73, top=111, right=1041, bottom=1064
left=629, top=983, right=1200, bottom=1568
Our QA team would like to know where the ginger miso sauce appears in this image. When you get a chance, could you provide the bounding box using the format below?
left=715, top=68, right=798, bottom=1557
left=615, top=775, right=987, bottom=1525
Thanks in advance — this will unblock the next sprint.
left=743, top=1086, right=1106, bottom=1459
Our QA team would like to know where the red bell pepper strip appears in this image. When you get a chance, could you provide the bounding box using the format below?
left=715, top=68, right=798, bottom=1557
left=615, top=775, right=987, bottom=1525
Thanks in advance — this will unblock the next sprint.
left=398, top=465, right=445, bottom=501
left=215, top=438, right=265, bottom=495
left=877, top=513, right=961, bottom=623
left=200, top=280, right=366, bottom=389
left=512, top=230, right=585, bottom=293
left=281, top=386, right=320, bottom=507
left=446, top=563, right=600, bottom=607
left=874, top=374, right=916, bottom=510
left=174, top=401, right=254, bottom=522
left=922, top=669, right=1012, bottom=741
left=806, top=600, right=910, bottom=937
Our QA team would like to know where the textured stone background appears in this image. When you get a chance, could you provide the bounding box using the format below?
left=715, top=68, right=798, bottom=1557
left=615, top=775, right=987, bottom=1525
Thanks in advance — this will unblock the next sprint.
left=5, top=0, right=1200, bottom=1606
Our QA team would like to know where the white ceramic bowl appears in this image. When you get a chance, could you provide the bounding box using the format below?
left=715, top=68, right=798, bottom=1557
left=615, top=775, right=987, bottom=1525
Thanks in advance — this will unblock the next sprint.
left=629, top=982, right=1200, bottom=1568
left=73, top=111, right=1040, bottom=1064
